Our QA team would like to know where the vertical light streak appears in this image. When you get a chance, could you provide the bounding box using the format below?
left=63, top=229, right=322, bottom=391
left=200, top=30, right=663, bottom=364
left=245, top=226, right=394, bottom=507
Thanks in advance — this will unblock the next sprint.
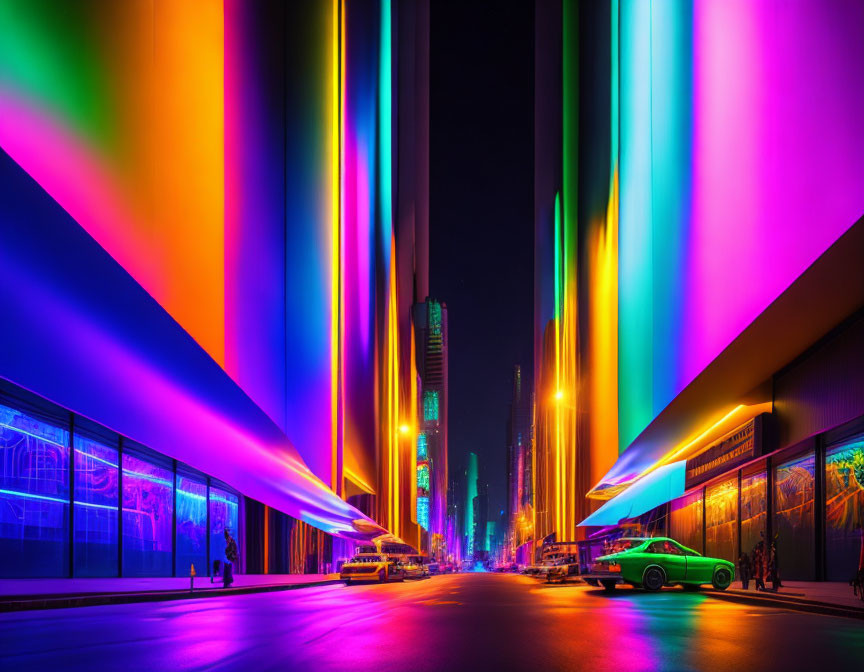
left=559, top=0, right=578, bottom=541
left=587, top=0, right=620, bottom=489
left=618, top=0, right=653, bottom=453
left=553, top=191, right=562, bottom=539
left=387, top=240, right=400, bottom=535
left=331, top=0, right=343, bottom=494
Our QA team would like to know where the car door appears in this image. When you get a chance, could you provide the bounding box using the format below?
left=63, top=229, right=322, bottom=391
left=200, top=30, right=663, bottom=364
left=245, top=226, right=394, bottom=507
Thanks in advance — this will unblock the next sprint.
left=684, top=552, right=713, bottom=584
left=646, top=540, right=686, bottom=582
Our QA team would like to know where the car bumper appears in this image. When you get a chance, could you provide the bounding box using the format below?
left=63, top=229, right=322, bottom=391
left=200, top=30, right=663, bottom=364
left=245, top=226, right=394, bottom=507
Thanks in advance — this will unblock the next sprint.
left=341, top=571, right=382, bottom=581
left=581, top=572, right=624, bottom=584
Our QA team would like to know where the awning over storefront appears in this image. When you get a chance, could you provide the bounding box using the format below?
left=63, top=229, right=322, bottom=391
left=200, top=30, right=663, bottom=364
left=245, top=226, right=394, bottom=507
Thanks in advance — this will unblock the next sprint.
left=578, top=461, right=686, bottom=527
left=587, top=403, right=773, bottom=500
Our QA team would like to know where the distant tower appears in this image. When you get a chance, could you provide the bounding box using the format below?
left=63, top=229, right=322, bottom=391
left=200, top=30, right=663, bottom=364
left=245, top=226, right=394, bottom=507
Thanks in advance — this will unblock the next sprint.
left=464, top=452, right=479, bottom=557
left=412, top=298, right=448, bottom=558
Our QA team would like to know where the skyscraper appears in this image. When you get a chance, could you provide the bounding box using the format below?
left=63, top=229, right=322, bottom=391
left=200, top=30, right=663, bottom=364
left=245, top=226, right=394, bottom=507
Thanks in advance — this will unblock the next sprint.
left=464, top=452, right=479, bottom=558
left=413, top=298, right=448, bottom=558
left=506, top=365, right=534, bottom=559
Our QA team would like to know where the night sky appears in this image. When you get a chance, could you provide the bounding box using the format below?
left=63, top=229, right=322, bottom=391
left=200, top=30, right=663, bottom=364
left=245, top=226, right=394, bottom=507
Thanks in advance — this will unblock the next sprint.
left=429, top=2, right=535, bottom=521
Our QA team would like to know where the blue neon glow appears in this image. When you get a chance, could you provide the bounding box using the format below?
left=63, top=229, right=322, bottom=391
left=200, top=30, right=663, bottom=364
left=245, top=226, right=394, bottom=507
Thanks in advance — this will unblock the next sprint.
left=417, top=495, right=429, bottom=530
left=578, top=461, right=686, bottom=526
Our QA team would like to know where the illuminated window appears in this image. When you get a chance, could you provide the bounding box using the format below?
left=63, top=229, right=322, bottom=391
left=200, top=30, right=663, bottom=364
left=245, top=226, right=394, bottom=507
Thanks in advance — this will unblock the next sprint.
left=210, top=487, right=239, bottom=567
left=417, top=462, right=430, bottom=492
left=74, top=435, right=118, bottom=577
left=0, top=403, right=69, bottom=577
left=775, top=452, right=815, bottom=579
left=825, top=437, right=864, bottom=581
left=423, top=390, right=439, bottom=422
left=417, top=496, right=429, bottom=530
left=417, top=432, right=428, bottom=460
left=176, top=475, right=207, bottom=577
left=430, top=302, right=442, bottom=336
left=705, top=477, right=738, bottom=564
left=740, top=471, right=767, bottom=558
left=122, top=453, right=173, bottom=577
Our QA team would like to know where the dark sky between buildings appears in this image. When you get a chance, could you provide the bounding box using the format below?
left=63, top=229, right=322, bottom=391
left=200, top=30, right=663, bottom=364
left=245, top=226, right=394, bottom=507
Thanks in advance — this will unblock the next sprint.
left=429, top=2, right=535, bottom=520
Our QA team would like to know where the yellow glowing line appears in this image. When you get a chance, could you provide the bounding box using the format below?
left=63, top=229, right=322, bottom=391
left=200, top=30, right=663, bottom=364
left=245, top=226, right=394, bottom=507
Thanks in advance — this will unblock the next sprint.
left=610, top=402, right=773, bottom=495
left=344, top=467, right=376, bottom=495
left=330, top=0, right=342, bottom=494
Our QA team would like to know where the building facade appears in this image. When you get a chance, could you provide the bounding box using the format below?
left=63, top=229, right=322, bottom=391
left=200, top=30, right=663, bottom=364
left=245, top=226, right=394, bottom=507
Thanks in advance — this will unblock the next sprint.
left=0, top=0, right=432, bottom=578
left=506, top=366, right=534, bottom=560
left=534, top=0, right=864, bottom=579
left=413, top=298, right=449, bottom=559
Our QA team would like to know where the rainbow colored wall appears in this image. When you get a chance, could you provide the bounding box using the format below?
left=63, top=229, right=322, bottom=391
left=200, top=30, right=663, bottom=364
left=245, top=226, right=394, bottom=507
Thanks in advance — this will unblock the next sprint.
left=534, top=0, right=864, bottom=539
left=0, top=0, right=428, bottom=540
left=617, top=0, right=864, bottom=452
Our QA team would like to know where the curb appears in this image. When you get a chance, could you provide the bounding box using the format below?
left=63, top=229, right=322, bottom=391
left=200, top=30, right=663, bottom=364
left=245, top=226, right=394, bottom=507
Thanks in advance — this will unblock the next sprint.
left=704, top=589, right=864, bottom=620
left=0, top=579, right=344, bottom=613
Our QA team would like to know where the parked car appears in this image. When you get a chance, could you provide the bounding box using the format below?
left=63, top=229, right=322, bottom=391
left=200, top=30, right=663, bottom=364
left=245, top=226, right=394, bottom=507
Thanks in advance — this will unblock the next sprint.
left=403, top=555, right=429, bottom=579
left=581, top=537, right=735, bottom=592
left=340, top=554, right=405, bottom=584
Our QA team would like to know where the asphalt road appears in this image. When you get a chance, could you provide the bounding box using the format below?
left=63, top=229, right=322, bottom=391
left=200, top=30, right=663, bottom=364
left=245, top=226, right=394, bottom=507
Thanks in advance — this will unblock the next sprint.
left=2, top=573, right=861, bottom=671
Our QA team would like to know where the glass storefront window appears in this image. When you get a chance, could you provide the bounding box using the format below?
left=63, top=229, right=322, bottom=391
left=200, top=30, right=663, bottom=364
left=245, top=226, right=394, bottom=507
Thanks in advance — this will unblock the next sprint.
left=0, top=404, right=69, bottom=577
left=775, top=452, right=815, bottom=580
left=740, top=471, right=767, bottom=557
left=210, top=487, right=239, bottom=571
left=73, top=436, right=119, bottom=577
left=176, top=476, right=207, bottom=577
left=122, top=453, right=173, bottom=576
left=705, top=477, right=738, bottom=563
left=669, top=489, right=703, bottom=554
left=825, top=436, right=864, bottom=581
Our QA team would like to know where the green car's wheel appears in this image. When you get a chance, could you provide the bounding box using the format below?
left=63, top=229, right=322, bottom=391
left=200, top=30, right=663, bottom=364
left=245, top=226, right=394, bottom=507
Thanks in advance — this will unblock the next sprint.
left=712, top=568, right=732, bottom=591
left=642, top=566, right=665, bottom=592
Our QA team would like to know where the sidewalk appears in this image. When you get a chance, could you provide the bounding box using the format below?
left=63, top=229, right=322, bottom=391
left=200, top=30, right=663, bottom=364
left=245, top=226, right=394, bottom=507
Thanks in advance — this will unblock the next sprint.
left=0, top=574, right=343, bottom=613
left=706, top=580, right=864, bottom=619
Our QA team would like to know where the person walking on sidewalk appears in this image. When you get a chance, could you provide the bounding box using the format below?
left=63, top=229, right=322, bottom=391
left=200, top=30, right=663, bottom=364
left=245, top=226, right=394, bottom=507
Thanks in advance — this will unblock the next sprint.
left=769, top=539, right=781, bottom=591
left=753, top=542, right=766, bottom=592
left=737, top=551, right=752, bottom=590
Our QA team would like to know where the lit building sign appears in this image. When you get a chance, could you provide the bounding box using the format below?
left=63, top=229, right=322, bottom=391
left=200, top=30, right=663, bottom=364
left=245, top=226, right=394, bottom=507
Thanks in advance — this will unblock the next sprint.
left=417, top=496, right=429, bottom=530
left=423, top=390, right=439, bottom=422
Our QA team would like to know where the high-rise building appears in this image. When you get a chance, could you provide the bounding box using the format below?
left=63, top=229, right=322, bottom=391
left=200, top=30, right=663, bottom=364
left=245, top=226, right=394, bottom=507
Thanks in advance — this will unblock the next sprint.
left=0, top=0, right=431, bottom=579
left=506, top=366, right=534, bottom=559
left=413, top=298, right=448, bottom=558
left=533, top=0, right=864, bottom=579
left=473, top=483, right=489, bottom=556
left=463, top=452, right=479, bottom=558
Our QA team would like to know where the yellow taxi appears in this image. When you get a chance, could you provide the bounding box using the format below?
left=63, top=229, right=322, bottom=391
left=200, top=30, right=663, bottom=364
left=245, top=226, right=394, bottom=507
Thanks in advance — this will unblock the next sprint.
left=340, top=553, right=404, bottom=584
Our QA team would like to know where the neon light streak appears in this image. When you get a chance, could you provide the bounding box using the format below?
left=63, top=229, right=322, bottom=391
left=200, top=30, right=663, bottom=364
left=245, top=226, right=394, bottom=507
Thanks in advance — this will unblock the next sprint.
left=332, top=0, right=342, bottom=494
left=344, top=466, right=376, bottom=495
left=0, top=418, right=68, bottom=447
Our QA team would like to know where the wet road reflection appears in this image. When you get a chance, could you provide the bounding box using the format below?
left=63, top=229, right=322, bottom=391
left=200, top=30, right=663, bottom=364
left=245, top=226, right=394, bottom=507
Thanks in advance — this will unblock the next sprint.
left=2, top=573, right=861, bottom=671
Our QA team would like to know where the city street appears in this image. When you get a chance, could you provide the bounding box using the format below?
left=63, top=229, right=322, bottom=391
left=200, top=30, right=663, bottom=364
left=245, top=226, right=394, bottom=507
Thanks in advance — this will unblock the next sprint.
left=2, top=573, right=861, bottom=672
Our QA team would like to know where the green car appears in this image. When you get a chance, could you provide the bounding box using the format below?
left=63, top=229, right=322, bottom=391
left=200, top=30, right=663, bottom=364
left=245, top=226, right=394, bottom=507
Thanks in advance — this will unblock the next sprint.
left=582, top=537, right=735, bottom=592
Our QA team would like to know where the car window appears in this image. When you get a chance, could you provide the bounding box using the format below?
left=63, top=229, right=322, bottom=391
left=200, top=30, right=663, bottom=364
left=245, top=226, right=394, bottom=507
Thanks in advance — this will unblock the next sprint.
left=648, top=541, right=684, bottom=555
left=670, top=541, right=699, bottom=556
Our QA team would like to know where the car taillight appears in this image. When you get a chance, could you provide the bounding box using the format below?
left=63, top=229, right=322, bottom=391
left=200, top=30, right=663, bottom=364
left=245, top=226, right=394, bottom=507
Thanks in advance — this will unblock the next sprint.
left=609, top=564, right=621, bottom=572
